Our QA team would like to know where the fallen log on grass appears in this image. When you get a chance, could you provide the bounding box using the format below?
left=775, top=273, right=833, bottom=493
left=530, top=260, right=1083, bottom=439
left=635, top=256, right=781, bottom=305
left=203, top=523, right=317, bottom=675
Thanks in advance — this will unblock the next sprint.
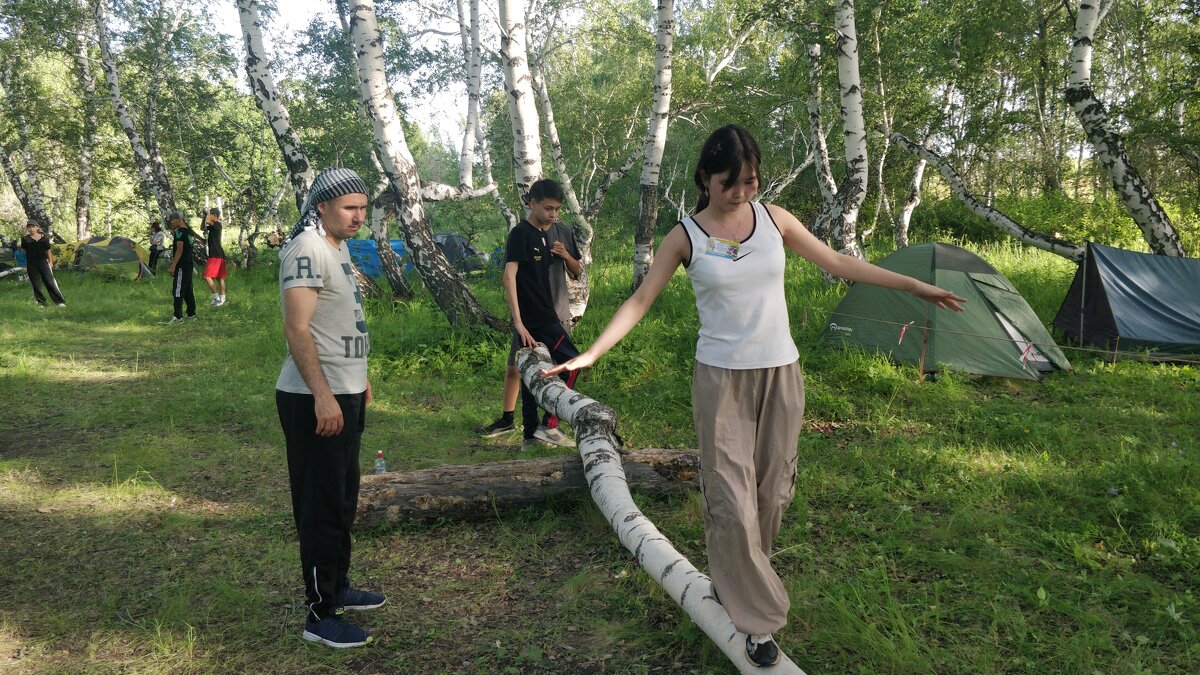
left=356, top=449, right=699, bottom=527
left=515, top=346, right=807, bottom=675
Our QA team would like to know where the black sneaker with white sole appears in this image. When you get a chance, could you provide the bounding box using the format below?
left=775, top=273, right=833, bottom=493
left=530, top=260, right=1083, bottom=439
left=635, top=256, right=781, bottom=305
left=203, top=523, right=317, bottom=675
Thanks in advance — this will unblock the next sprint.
left=302, top=615, right=372, bottom=648
left=745, top=634, right=780, bottom=667
left=475, top=416, right=517, bottom=437
left=340, top=587, right=386, bottom=611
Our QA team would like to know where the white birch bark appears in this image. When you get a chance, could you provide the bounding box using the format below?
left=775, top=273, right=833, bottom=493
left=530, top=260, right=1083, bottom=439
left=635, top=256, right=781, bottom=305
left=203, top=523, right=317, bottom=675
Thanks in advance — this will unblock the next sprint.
left=892, top=132, right=1085, bottom=261
left=516, top=346, right=806, bottom=675
left=631, top=0, right=674, bottom=293
left=73, top=20, right=98, bottom=240
left=1176, top=98, right=1200, bottom=168
left=499, top=0, right=542, bottom=203
left=806, top=44, right=837, bottom=244
left=237, top=0, right=314, bottom=211
left=1066, top=0, right=1185, bottom=256
left=349, top=0, right=502, bottom=328
left=456, top=0, right=482, bottom=189
left=864, top=9, right=892, bottom=244
left=897, top=93, right=953, bottom=248
left=91, top=0, right=176, bottom=216
left=831, top=0, right=867, bottom=260
left=533, top=65, right=592, bottom=322
left=0, top=63, right=52, bottom=231
left=142, top=3, right=179, bottom=215
left=704, top=18, right=760, bottom=84
left=1, top=146, right=51, bottom=230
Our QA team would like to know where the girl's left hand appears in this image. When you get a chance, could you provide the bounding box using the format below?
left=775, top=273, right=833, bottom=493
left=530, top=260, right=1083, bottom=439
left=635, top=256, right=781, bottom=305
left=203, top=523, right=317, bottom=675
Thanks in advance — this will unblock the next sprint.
left=914, top=283, right=967, bottom=311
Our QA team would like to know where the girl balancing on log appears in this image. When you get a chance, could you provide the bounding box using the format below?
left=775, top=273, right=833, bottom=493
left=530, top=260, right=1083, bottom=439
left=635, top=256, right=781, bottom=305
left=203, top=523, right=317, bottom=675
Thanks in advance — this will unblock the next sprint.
left=542, top=124, right=965, bottom=667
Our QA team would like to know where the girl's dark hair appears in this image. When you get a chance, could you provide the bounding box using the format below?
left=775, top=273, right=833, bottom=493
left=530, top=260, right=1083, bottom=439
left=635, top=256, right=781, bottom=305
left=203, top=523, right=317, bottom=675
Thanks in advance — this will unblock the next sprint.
left=693, top=124, right=761, bottom=212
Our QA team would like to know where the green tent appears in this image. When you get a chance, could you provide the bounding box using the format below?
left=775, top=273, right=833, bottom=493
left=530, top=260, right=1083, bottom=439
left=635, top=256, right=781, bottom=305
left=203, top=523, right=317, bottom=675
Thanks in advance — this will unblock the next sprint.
left=823, top=243, right=1071, bottom=380
left=76, top=237, right=152, bottom=280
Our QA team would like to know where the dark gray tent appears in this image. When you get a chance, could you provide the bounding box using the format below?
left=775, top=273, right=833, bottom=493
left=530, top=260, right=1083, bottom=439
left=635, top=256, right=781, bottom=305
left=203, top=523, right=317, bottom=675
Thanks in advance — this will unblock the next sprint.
left=433, top=233, right=488, bottom=273
left=1053, top=243, right=1200, bottom=356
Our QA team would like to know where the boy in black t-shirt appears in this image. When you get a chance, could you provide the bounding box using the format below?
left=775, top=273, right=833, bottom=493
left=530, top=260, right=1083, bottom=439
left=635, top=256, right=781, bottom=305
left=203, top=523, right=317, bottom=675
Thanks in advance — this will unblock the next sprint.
left=202, top=207, right=228, bottom=306
left=503, top=179, right=584, bottom=450
left=166, top=211, right=197, bottom=323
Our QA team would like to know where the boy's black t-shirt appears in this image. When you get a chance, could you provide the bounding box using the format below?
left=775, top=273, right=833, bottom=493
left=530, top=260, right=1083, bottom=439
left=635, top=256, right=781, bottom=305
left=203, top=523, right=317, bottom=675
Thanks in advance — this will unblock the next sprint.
left=206, top=221, right=225, bottom=259
left=20, top=235, right=51, bottom=263
left=506, top=220, right=563, bottom=330
left=173, top=228, right=195, bottom=270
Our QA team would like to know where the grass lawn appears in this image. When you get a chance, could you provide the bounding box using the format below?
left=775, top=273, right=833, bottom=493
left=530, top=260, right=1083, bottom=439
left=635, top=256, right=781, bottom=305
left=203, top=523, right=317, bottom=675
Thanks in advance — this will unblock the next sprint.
left=1, top=242, right=1198, bottom=673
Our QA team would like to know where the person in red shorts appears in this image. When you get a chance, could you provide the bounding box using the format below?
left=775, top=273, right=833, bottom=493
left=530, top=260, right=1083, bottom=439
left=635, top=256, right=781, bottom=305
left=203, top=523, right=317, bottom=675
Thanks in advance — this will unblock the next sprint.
left=202, top=207, right=228, bottom=306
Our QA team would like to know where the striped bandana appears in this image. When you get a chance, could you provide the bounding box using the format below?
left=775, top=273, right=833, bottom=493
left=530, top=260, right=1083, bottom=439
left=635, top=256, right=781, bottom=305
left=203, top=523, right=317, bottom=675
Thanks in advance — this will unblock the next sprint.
left=287, top=168, right=370, bottom=242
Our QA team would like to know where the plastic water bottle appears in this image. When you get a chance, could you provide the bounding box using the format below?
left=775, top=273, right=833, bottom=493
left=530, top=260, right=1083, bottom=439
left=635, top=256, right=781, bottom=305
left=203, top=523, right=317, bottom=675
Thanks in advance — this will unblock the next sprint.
left=373, top=450, right=387, bottom=474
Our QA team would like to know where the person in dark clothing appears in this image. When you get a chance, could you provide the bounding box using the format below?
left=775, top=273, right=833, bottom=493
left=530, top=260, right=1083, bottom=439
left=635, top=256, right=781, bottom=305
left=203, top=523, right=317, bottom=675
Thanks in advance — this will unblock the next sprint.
left=20, top=221, right=66, bottom=307
left=503, top=179, right=584, bottom=450
left=166, top=211, right=197, bottom=323
left=276, top=167, right=384, bottom=649
left=202, top=207, right=228, bottom=306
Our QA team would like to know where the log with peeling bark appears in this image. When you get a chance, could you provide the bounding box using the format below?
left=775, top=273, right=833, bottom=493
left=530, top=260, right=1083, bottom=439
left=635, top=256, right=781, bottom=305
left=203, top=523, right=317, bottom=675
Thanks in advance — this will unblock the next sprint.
left=892, top=132, right=1085, bottom=261
left=512, top=346, right=806, bottom=675
left=357, top=449, right=699, bottom=527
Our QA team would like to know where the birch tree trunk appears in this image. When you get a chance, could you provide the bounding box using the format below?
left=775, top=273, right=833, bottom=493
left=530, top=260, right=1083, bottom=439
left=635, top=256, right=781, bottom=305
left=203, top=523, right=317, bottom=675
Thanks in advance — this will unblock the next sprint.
left=0, top=147, right=51, bottom=230
left=533, top=65, right=592, bottom=322
left=806, top=44, right=837, bottom=243
left=499, top=0, right=542, bottom=204
left=91, top=0, right=176, bottom=216
left=631, top=0, right=675, bottom=293
left=516, top=346, right=806, bottom=675
left=897, top=94, right=954, bottom=248
left=863, top=8, right=892, bottom=244
left=0, top=64, right=52, bottom=230
left=237, top=0, right=314, bottom=212
left=1066, top=0, right=1185, bottom=256
left=456, top=0, right=482, bottom=190
left=349, top=0, right=502, bottom=329
left=367, top=158, right=415, bottom=300
left=892, top=132, right=1085, bottom=260
left=830, top=0, right=867, bottom=261
left=72, top=22, right=98, bottom=240
left=142, top=3, right=179, bottom=215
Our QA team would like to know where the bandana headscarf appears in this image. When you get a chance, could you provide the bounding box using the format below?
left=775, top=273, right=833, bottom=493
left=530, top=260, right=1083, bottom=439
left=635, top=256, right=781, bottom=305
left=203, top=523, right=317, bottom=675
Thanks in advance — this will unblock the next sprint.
left=286, top=168, right=370, bottom=243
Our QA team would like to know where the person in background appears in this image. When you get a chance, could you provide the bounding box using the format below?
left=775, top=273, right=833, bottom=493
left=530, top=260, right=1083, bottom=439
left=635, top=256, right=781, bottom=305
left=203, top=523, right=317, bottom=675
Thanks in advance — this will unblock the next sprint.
left=503, top=179, right=585, bottom=451
left=165, top=211, right=197, bottom=323
left=148, top=221, right=165, bottom=273
left=542, top=124, right=966, bottom=667
left=20, top=221, right=66, bottom=307
left=202, top=207, right=228, bottom=306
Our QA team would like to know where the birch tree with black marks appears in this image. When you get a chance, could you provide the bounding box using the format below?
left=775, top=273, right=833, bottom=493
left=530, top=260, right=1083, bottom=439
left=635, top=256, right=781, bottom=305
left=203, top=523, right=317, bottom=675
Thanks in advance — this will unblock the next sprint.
left=72, top=7, right=99, bottom=240
left=499, top=0, right=542, bottom=205
left=237, top=0, right=314, bottom=211
left=631, top=0, right=674, bottom=293
left=806, top=43, right=837, bottom=244
left=830, top=0, right=866, bottom=261
left=349, top=0, right=502, bottom=328
left=0, top=59, right=52, bottom=231
left=1066, top=0, right=1185, bottom=256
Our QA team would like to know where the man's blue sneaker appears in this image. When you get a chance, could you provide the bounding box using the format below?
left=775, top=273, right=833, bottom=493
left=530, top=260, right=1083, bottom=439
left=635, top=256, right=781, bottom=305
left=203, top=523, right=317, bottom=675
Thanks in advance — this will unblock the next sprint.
left=341, top=587, right=386, bottom=611
left=302, top=615, right=372, bottom=648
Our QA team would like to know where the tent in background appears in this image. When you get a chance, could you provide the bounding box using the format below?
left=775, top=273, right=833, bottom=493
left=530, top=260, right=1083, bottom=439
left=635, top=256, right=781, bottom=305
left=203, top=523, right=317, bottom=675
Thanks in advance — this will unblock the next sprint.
left=1053, top=243, right=1200, bottom=357
left=823, top=242, right=1071, bottom=380
left=346, top=238, right=412, bottom=278
left=75, top=238, right=153, bottom=280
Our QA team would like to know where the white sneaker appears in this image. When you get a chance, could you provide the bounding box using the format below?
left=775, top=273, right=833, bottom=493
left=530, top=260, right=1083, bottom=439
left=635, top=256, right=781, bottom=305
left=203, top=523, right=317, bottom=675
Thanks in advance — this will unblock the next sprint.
left=215, top=297, right=226, bottom=307
left=56, top=303, right=66, bottom=307
left=533, top=424, right=575, bottom=448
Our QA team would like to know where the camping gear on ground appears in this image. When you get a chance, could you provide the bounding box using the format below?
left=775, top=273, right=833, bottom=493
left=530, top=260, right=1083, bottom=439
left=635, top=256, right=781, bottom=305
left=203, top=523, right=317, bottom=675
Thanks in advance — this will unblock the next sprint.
left=0, top=247, right=25, bottom=280
left=345, top=238, right=413, bottom=278
left=433, top=232, right=489, bottom=273
left=823, top=242, right=1071, bottom=380
left=75, top=237, right=153, bottom=280
left=1053, top=242, right=1200, bottom=357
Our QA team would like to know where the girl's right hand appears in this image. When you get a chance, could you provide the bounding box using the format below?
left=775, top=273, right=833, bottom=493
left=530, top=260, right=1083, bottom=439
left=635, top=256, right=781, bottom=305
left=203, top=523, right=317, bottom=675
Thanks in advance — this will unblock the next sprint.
left=541, top=351, right=597, bottom=377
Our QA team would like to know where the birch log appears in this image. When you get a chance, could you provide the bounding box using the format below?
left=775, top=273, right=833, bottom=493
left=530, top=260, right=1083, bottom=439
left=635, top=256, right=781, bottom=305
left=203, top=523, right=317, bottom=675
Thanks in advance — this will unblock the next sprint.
left=631, top=0, right=675, bottom=293
left=831, top=0, right=867, bottom=260
left=349, top=0, right=502, bottom=329
left=892, top=132, right=1085, bottom=260
left=237, top=0, right=314, bottom=212
left=516, top=346, right=806, bottom=675
left=357, top=449, right=700, bottom=526
left=499, top=0, right=542, bottom=203
left=1066, top=0, right=1185, bottom=256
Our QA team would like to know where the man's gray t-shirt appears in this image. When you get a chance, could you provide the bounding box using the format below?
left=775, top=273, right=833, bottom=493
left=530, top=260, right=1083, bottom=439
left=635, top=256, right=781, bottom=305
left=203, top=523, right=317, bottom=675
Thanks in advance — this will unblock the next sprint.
left=276, top=229, right=370, bottom=395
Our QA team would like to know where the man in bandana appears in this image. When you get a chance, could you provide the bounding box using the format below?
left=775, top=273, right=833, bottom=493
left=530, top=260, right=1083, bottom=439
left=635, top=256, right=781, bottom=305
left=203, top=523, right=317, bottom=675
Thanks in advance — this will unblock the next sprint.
left=276, top=168, right=383, bottom=648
